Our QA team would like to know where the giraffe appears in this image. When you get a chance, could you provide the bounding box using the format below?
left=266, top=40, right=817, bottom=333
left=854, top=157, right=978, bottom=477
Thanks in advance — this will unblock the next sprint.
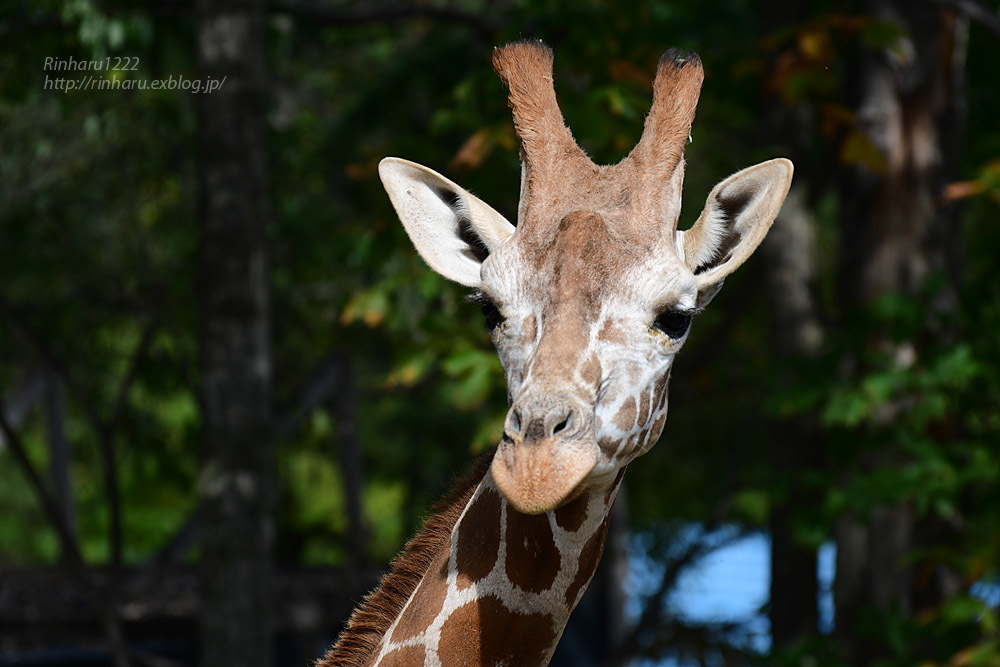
left=319, top=41, right=793, bottom=667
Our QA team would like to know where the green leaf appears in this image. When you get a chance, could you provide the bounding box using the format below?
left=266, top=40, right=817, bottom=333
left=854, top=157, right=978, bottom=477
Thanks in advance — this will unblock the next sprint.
left=731, top=489, right=770, bottom=525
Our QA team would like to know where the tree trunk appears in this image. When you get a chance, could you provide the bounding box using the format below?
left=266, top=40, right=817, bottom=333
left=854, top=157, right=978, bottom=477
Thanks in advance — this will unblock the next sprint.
left=834, top=1, right=967, bottom=659
left=43, top=366, right=77, bottom=559
left=759, top=0, right=826, bottom=647
left=196, top=0, right=274, bottom=665
left=838, top=2, right=965, bottom=309
left=763, top=185, right=823, bottom=649
left=328, top=353, right=370, bottom=572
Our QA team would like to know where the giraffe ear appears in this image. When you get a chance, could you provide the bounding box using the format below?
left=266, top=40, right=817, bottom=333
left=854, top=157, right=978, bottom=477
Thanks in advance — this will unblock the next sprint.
left=677, top=158, right=793, bottom=306
left=379, top=157, right=515, bottom=288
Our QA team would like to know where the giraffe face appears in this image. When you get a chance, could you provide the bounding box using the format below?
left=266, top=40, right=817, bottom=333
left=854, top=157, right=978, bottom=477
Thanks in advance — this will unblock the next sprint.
left=479, top=206, right=699, bottom=512
left=379, top=154, right=792, bottom=515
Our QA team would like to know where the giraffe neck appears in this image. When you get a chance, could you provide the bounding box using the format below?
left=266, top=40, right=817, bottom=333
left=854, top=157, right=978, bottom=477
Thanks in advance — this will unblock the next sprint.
left=319, top=456, right=623, bottom=667
left=370, top=468, right=623, bottom=667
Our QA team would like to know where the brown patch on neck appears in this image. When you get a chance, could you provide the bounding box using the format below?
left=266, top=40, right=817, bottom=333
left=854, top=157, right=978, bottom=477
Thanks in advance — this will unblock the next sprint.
left=554, top=492, right=589, bottom=532
left=455, top=487, right=502, bottom=589
left=377, top=645, right=425, bottom=666
left=438, top=596, right=556, bottom=666
left=317, top=453, right=494, bottom=667
left=565, top=470, right=625, bottom=608
left=606, top=468, right=626, bottom=504
left=505, top=508, right=560, bottom=593
left=565, top=513, right=612, bottom=609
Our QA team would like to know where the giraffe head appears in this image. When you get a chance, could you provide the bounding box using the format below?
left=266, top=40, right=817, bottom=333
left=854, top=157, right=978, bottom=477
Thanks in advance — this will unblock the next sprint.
left=379, top=42, right=792, bottom=515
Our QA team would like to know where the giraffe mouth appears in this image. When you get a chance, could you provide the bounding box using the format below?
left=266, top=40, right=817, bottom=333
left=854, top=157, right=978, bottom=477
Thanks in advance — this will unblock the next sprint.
left=489, top=436, right=599, bottom=515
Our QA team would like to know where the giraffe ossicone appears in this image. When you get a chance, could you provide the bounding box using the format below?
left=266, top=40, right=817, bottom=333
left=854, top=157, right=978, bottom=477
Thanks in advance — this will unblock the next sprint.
left=320, top=41, right=792, bottom=667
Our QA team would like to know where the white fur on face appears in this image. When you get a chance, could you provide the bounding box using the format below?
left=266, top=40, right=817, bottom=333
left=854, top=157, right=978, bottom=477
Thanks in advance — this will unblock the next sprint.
left=481, top=229, right=699, bottom=473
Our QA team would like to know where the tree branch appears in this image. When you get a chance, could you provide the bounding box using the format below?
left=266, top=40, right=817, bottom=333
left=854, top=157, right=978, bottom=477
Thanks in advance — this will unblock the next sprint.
left=44, top=367, right=79, bottom=555
left=97, top=316, right=159, bottom=572
left=0, top=367, right=46, bottom=451
left=0, top=399, right=86, bottom=574
left=274, top=353, right=345, bottom=440
left=0, top=406, right=132, bottom=665
left=0, top=296, right=139, bottom=664
left=629, top=617, right=751, bottom=664
left=615, top=525, right=752, bottom=663
left=107, top=317, right=159, bottom=435
left=0, top=292, right=104, bottom=427
left=132, top=504, right=202, bottom=594
left=2, top=293, right=159, bottom=571
left=613, top=486, right=749, bottom=664
left=327, top=354, right=369, bottom=568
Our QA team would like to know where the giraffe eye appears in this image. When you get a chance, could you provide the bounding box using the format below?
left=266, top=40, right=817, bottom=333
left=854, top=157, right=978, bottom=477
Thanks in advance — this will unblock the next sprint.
left=468, top=291, right=506, bottom=333
left=480, top=299, right=505, bottom=332
left=653, top=311, right=692, bottom=339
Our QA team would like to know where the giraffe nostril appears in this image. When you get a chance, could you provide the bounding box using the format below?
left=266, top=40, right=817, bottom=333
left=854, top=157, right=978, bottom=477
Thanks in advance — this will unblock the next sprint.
left=506, top=408, right=523, bottom=437
left=552, top=411, right=573, bottom=436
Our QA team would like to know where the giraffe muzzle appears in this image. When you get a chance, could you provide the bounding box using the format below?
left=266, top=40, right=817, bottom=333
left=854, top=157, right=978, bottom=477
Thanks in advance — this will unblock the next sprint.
left=490, top=400, right=598, bottom=515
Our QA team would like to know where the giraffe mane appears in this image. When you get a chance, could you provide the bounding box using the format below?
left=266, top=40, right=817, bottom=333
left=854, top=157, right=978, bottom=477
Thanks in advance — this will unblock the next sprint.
left=316, top=452, right=494, bottom=667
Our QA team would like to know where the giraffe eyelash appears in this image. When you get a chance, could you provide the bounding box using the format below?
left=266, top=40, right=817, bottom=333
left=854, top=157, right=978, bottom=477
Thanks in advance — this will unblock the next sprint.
left=651, top=307, right=700, bottom=339
left=468, top=291, right=505, bottom=332
left=653, top=305, right=703, bottom=320
left=467, top=291, right=491, bottom=305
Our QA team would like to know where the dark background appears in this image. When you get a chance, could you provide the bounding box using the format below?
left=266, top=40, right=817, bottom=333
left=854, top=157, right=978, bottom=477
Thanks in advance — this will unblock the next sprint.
left=1, top=0, right=999, bottom=665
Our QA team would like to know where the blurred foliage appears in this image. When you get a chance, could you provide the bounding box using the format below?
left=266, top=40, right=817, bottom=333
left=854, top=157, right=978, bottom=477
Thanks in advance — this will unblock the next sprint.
left=1, top=0, right=999, bottom=665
